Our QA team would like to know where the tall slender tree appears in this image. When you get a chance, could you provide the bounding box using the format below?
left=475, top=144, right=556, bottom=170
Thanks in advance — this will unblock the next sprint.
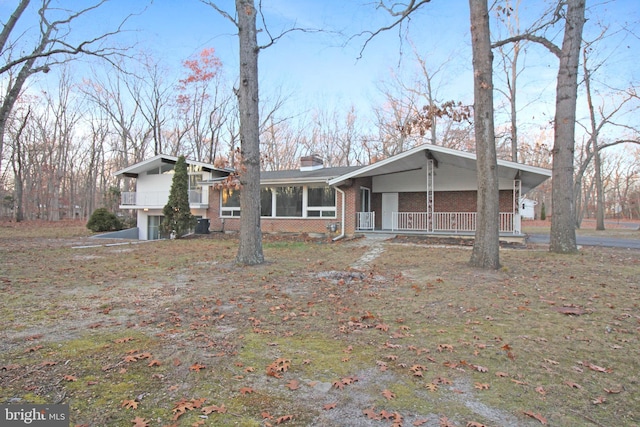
left=162, top=156, right=196, bottom=238
left=549, top=0, right=585, bottom=253
left=469, top=0, right=500, bottom=269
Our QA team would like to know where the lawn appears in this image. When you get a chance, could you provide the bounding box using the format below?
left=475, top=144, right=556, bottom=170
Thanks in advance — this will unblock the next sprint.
left=1, top=220, right=639, bottom=426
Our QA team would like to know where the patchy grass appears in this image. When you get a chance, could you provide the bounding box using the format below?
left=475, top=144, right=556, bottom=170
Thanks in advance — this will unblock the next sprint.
left=1, top=222, right=639, bottom=426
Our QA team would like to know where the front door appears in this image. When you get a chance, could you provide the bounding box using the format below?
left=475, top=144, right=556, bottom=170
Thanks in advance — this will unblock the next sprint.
left=148, top=215, right=163, bottom=240
left=381, top=192, right=398, bottom=230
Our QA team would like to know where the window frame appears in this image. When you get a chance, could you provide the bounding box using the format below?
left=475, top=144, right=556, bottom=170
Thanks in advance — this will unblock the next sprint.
left=220, top=188, right=241, bottom=217
left=219, top=185, right=337, bottom=219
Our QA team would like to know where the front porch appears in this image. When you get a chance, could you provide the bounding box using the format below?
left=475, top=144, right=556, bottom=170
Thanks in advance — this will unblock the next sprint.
left=355, top=211, right=525, bottom=244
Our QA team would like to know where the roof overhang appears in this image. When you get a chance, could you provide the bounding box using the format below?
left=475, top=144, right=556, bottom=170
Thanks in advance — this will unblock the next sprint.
left=327, top=144, right=552, bottom=193
left=113, top=154, right=233, bottom=178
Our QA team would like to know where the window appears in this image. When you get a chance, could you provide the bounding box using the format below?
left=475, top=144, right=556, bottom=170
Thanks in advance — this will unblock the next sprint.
left=220, top=188, right=241, bottom=217
left=307, top=186, right=336, bottom=217
left=261, top=188, right=273, bottom=217
left=220, top=185, right=337, bottom=219
left=275, top=186, right=303, bottom=217
left=146, top=163, right=175, bottom=175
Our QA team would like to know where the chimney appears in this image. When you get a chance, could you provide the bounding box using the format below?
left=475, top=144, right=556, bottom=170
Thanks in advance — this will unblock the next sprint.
left=300, top=154, right=324, bottom=171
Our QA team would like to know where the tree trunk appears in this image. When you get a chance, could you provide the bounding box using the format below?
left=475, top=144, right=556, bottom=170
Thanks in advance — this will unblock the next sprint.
left=469, top=0, right=500, bottom=270
left=235, top=0, right=264, bottom=265
left=583, top=62, right=605, bottom=230
left=549, top=0, right=585, bottom=253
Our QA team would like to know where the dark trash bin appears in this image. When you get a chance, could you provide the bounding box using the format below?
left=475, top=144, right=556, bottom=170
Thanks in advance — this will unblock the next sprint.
left=195, top=218, right=210, bottom=234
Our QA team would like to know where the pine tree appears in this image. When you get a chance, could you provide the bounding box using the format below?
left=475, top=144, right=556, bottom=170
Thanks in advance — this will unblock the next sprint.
left=162, top=156, right=196, bottom=238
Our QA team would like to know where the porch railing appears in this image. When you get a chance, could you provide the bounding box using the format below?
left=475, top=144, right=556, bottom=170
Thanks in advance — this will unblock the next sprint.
left=356, top=212, right=375, bottom=230
left=357, top=211, right=516, bottom=233
left=121, top=190, right=203, bottom=207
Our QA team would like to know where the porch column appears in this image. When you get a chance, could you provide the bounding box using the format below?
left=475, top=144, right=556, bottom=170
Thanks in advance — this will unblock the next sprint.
left=513, top=179, right=522, bottom=234
left=426, top=159, right=434, bottom=232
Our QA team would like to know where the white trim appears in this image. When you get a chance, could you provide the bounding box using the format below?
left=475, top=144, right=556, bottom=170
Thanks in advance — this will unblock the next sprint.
left=327, top=143, right=552, bottom=187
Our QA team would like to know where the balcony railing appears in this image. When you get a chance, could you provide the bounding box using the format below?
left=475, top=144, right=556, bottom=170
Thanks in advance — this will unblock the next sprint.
left=356, top=211, right=517, bottom=234
left=121, top=190, right=203, bottom=207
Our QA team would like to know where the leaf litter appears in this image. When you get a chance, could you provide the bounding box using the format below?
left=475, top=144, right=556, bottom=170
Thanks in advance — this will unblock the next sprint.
left=0, top=222, right=639, bottom=426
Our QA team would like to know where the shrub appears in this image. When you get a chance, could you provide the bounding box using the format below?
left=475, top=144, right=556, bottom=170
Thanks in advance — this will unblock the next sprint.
left=87, top=208, right=122, bottom=232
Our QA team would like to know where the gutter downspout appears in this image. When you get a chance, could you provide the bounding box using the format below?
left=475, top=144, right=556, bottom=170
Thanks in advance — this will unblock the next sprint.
left=333, top=186, right=346, bottom=241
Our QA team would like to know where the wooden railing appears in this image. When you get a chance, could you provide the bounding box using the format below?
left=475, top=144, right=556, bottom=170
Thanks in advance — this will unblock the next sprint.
left=357, top=211, right=516, bottom=233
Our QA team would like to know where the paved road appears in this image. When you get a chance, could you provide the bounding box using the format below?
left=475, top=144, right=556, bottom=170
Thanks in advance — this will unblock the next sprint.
left=527, top=233, right=640, bottom=249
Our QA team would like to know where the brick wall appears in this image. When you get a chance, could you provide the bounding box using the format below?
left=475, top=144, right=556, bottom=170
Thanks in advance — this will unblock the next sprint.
left=433, top=190, right=514, bottom=212
left=207, top=186, right=516, bottom=236
left=207, top=185, right=358, bottom=236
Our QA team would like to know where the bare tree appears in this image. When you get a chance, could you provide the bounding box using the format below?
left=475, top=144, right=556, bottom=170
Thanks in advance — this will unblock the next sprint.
left=0, top=0, right=133, bottom=175
left=203, top=0, right=321, bottom=264
left=468, top=0, right=500, bottom=269
left=494, top=0, right=586, bottom=253
left=204, top=0, right=264, bottom=265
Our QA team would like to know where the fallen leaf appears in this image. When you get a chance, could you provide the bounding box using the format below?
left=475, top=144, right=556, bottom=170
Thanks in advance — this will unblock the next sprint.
left=376, top=323, right=390, bottom=332
left=604, top=386, right=622, bottom=394
left=564, top=381, right=582, bottom=389
left=425, top=383, right=438, bottom=392
left=523, top=411, right=547, bottom=425
left=363, top=407, right=381, bottom=420
left=495, top=371, right=509, bottom=377
left=276, top=414, right=294, bottom=424
left=285, top=379, right=300, bottom=390
left=382, top=389, right=396, bottom=400
left=63, top=375, right=77, bottom=382
left=130, top=416, right=149, bottom=427
left=239, top=387, right=254, bottom=395
left=474, top=382, right=490, bottom=390
left=122, top=399, right=138, bottom=410
left=553, top=306, right=586, bottom=315
left=202, top=404, right=227, bottom=414
left=323, top=403, right=337, bottom=410
left=535, top=386, right=547, bottom=395
left=592, top=396, right=606, bottom=405
left=466, top=422, right=487, bottom=427
left=413, top=418, right=429, bottom=426
left=189, top=363, right=206, bottom=372
left=147, top=359, right=161, bottom=367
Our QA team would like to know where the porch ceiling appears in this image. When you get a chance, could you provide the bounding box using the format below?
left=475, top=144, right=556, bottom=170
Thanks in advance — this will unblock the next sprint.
left=327, top=144, right=552, bottom=193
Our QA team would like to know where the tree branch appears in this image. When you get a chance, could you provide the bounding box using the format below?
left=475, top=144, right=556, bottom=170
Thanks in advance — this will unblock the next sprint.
left=201, top=0, right=238, bottom=27
left=492, top=33, right=562, bottom=57
left=351, top=0, right=432, bottom=59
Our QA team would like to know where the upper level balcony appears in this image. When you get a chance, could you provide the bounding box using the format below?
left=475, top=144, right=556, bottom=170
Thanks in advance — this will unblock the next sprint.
left=120, top=190, right=207, bottom=209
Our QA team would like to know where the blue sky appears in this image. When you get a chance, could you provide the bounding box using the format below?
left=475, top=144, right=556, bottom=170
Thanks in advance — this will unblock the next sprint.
left=2, top=0, right=639, bottom=134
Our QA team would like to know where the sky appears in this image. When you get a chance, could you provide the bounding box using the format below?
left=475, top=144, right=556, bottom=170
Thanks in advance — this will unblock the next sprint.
left=1, top=0, right=639, bottom=138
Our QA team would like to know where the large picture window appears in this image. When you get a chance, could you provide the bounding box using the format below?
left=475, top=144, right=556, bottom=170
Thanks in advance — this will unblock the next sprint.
left=275, top=186, right=303, bottom=217
left=221, top=185, right=336, bottom=218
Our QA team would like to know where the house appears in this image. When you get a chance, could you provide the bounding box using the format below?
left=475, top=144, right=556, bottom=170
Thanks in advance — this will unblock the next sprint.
left=116, top=144, right=552, bottom=240
left=114, top=155, right=233, bottom=240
